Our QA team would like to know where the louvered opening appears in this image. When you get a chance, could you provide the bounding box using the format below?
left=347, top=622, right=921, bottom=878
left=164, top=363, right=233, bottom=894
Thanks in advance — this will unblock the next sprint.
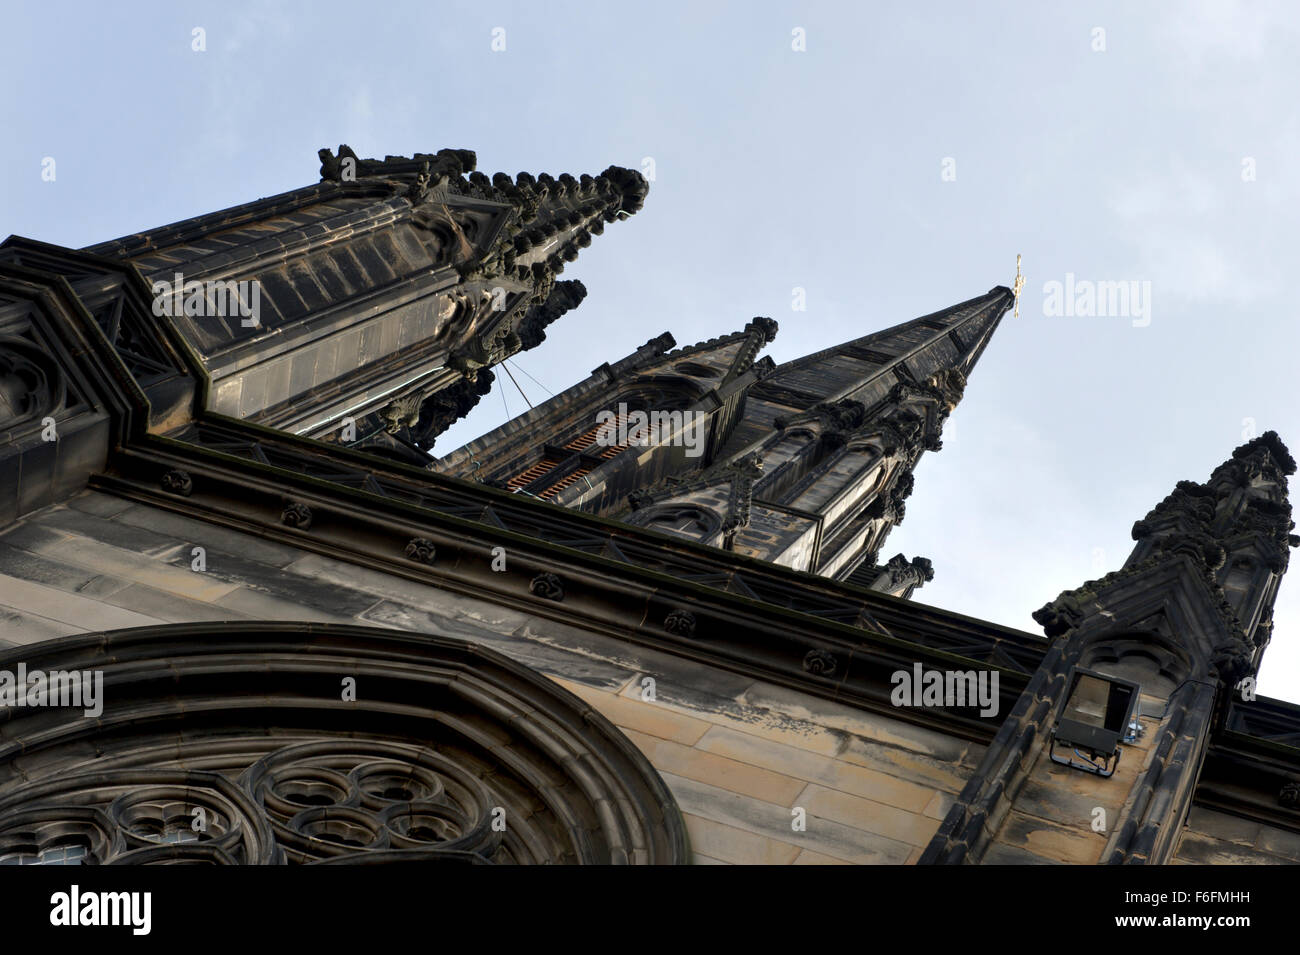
left=506, top=454, right=564, bottom=490
left=564, top=410, right=636, bottom=458
left=541, top=463, right=596, bottom=500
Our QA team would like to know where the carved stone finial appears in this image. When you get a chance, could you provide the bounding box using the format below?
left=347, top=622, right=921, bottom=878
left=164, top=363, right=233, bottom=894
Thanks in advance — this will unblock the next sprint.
left=747, top=316, right=778, bottom=343
left=863, top=553, right=933, bottom=597
left=406, top=162, right=434, bottom=205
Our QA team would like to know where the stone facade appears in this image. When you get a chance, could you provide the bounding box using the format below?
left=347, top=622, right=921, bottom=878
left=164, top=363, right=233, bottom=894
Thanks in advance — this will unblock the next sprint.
left=0, top=144, right=1297, bottom=865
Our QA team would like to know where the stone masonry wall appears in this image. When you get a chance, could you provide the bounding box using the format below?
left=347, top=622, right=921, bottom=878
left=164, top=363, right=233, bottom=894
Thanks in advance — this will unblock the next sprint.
left=0, top=490, right=986, bottom=864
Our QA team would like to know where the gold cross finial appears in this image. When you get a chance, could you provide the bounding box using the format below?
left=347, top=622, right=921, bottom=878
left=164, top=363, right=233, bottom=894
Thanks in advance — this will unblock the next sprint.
left=1012, top=253, right=1025, bottom=318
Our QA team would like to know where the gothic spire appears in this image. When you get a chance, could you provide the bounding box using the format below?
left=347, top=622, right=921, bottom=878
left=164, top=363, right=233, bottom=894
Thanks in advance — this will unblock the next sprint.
left=622, top=287, right=1014, bottom=578
left=82, top=145, right=647, bottom=455
left=1035, top=430, right=1298, bottom=683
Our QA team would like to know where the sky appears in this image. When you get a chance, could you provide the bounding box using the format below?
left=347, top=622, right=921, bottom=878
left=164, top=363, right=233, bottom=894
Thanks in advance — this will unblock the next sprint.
left=3, top=1, right=1299, bottom=699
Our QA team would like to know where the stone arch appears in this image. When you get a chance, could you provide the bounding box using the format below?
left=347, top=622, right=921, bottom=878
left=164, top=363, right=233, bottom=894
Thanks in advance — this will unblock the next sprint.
left=0, top=337, right=63, bottom=430
left=627, top=502, right=724, bottom=541
left=1078, top=628, right=1193, bottom=699
left=0, top=622, right=688, bottom=865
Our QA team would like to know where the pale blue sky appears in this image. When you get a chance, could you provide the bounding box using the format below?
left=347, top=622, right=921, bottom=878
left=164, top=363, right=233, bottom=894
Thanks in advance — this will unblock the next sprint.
left=4, top=1, right=1299, bottom=698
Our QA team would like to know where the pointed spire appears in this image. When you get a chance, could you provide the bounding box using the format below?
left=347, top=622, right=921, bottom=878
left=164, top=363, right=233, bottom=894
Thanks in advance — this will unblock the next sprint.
left=1035, top=430, right=1298, bottom=683
left=315, top=145, right=647, bottom=311
left=741, top=286, right=1011, bottom=417
left=434, top=284, right=1013, bottom=578
left=619, top=286, right=1015, bottom=577
left=301, top=146, right=649, bottom=450
left=84, top=144, right=648, bottom=446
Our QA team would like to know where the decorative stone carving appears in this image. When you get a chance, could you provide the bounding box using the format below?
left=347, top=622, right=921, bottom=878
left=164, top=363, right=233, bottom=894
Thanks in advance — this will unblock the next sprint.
left=859, top=553, right=934, bottom=598
left=316, top=144, right=360, bottom=182
left=887, top=554, right=933, bottom=587
left=405, top=162, right=437, bottom=206
left=1211, top=431, right=1297, bottom=488
left=1255, top=613, right=1275, bottom=647
left=774, top=399, right=865, bottom=434
left=722, top=455, right=764, bottom=533
left=319, top=144, right=475, bottom=187
left=448, top=323, right=523, bottom=380
left=1164, top=531, right=1228, bottom=571
left=404, top=538, right=437, bottom=564
left=160, top=468, right=193, bottom=497
left=1032, top=591, right=1086, bottom=638
left=0, top=339, right=60, bottom=429
left=1280, top=781, right=1300, bottom=809
left=530, top=572, right=565, bottom=601
left=405, top=369, right=495, bottom=451
left=516, top=280, right=587, bottom=350
left=1211, top=641, right=1254, bottom=686
left=889, top=368, right=967, bottom=413
left=747, top=316, right=779, bottom=342
left=281, top=501, right=313, bottom=530
left=893, top=471, right=915, bottom=501
left=1131, top=480, right=1218, bottom=540
left=723, top=317, right=779, bottom=383
left=1038, top=431, right=1298, bottom=678
left=877, top=408, right=925, bottom=457
left=0, top=623, right=688, bottom=865
left=803, top=649, right=838, bottom=677
left=626, top=489, right=655, bottom=510
left=865, top=491, right=905, bottom=525
left=663, top=609, right=697, bottom=638
left=381, top=393, right=424, bottom=434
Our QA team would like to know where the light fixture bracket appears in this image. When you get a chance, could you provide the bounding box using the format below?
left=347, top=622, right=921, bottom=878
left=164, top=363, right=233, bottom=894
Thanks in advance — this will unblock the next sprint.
left=1048, top=667, right=1141, bottom=778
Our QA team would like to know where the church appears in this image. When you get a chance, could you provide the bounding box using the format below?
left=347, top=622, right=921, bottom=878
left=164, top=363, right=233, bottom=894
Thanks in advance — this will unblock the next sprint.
left=0, top=144, right=1296, bottom=865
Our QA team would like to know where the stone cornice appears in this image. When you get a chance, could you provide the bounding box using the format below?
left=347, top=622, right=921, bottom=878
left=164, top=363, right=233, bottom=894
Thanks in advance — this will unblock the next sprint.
left=92, top=422, right=1047, bottom=743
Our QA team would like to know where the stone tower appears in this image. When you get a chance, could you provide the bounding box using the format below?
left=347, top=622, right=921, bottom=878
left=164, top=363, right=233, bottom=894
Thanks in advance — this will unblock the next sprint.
left=437, top=287, right=1015, bottom=596
left=1, top=143, right=1298, bottom=870
left=41, top=145, right=645, bottom=467
left=923, top=432, right=1298, bottom=864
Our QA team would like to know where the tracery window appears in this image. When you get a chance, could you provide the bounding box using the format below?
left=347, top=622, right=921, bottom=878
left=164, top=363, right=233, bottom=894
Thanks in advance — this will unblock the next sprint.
left=0, top=623, right=687, bottom=865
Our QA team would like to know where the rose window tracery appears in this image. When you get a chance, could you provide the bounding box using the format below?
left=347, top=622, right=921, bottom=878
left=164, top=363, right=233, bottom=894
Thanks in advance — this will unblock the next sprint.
left=0, top=623, right=688, bottom=865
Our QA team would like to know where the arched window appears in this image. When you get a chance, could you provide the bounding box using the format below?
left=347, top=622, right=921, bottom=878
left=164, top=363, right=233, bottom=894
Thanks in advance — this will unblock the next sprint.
left=0, top=622, right=688, bottom=865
